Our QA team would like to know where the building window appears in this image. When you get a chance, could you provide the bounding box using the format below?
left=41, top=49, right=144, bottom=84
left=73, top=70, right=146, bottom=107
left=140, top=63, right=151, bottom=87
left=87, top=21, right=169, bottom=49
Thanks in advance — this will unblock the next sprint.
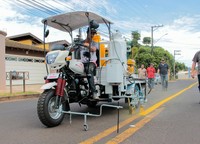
left=18, top=57, right=34, bottom=62
left=34, top=59, right=44, bottom=63
left=6, top=55, right=44, bottom=63
left=32, top=41, right=37, bottom=45
left=5, top=56, right=18, bottom=61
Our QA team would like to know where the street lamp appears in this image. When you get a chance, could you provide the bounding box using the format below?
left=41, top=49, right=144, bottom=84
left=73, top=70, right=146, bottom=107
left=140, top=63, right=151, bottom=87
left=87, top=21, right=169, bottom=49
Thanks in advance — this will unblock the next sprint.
left=174, top=50, right=181, bottom=79
left=151, top=24, right=164, bottom=55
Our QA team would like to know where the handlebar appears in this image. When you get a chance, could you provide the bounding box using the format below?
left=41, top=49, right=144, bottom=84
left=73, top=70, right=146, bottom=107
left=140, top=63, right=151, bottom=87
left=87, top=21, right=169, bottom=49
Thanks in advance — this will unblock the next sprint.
left=68, top=42, right=88, bottom=50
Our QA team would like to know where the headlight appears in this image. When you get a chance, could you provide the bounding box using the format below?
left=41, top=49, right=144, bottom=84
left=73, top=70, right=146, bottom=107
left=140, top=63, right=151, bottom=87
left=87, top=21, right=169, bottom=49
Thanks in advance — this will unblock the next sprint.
left=46, top=52, right=59, bottom=64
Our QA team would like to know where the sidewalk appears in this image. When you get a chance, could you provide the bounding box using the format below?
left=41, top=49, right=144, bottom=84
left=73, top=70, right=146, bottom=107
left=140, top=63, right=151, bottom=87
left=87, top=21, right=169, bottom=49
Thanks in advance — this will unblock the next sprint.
left=0, top=84, right=43, bottom=93
left=0, top=84, right=43, bottom=101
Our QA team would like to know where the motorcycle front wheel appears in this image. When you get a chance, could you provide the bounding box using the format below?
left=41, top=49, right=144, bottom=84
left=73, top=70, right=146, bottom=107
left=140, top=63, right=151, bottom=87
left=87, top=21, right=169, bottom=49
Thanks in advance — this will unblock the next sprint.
left=37, top=89, right=66, bottom=127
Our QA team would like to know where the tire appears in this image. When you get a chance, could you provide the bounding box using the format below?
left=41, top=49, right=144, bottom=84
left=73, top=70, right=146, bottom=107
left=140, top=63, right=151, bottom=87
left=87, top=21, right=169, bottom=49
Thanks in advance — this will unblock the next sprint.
left=37, top=89, right=66, bottom=127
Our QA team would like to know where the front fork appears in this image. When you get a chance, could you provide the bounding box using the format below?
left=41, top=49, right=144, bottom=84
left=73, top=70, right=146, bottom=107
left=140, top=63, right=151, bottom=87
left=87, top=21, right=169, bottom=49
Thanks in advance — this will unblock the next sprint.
left=54, top=73, right=66, bottom=108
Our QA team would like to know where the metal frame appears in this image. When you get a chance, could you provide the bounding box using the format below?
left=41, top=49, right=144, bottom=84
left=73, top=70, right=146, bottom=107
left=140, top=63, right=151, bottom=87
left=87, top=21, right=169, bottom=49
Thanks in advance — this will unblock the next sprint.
left=62, top=104, right=123, bottom=131
left=41, top=11, right=149, bottom=130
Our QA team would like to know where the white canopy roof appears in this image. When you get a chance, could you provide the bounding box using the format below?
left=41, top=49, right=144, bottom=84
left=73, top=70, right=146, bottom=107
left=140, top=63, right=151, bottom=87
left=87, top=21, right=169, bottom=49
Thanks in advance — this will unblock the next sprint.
left=42, top=11, right=113, bottom=32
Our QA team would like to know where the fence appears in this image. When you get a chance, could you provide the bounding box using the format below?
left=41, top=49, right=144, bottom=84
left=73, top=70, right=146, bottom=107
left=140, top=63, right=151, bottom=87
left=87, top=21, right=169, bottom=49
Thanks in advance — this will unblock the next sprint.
left=6, top=71, right=29, bottom=93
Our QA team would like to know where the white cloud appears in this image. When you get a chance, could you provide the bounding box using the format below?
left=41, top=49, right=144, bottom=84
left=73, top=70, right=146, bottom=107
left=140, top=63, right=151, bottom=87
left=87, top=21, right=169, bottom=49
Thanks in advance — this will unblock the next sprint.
left=152, top=16, right=200, bottom=67
left=1, top=1, right=200, bottom=67
left=0, top=0, right=114, bottom=42
left=0, top=1, right=42, bottom=38
left=118, top=15, right=200, bottom=67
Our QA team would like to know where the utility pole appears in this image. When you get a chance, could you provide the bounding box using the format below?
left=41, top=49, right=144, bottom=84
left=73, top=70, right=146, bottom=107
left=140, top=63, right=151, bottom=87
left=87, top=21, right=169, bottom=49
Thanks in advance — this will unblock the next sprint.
left=173, top=50, right=181, bottom=79
left=151, top=24, right=164, bottom=55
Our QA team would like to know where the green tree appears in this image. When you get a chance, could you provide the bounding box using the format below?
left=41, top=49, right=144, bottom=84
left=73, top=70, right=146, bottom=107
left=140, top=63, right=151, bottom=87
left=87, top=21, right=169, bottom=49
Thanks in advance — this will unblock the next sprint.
left=131, top=31, right=141, bottom=48
left=143, top=37, right=151, bottom=45
left=134, top=46, right=173, bottom=73
left=175, top=62, right=187, bottom=74
left=126, top=31, right=187, bottom=77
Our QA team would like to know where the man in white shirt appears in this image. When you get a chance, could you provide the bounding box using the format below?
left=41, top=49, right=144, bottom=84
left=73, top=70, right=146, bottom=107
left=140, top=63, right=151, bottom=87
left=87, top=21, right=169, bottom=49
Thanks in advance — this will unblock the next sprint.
left=138, top=64, right=147, bottom=79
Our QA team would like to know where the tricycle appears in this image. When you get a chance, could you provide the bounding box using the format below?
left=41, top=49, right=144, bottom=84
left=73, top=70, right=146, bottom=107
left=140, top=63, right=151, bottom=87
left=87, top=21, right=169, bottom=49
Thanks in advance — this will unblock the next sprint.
left=37, top=11, right=147, bottom=130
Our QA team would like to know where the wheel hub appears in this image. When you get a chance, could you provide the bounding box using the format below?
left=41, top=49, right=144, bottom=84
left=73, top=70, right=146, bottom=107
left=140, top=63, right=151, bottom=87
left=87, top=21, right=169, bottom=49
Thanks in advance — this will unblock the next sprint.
left=48, top=97, right=63, bottom=119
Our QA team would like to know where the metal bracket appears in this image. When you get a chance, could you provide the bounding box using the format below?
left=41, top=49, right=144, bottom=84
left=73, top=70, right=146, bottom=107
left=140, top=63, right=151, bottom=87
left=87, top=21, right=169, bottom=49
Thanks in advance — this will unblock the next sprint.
left=62, top=104, right=123, bottom=131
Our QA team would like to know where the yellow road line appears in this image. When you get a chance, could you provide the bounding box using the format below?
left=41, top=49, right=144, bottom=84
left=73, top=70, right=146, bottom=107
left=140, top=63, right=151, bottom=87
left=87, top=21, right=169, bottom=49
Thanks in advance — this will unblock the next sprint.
left=140, top=82, right=197, bottom=116
left=105, top=108, right=164, bottom=144
left=80, top=82, right=197, bottom=144
left=80, top=114, right=141, bottom=144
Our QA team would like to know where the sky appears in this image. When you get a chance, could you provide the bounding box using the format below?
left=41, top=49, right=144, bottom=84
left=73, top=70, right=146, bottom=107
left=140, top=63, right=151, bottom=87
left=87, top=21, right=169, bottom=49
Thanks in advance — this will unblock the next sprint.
left=1, top=0, right=200, bottom=67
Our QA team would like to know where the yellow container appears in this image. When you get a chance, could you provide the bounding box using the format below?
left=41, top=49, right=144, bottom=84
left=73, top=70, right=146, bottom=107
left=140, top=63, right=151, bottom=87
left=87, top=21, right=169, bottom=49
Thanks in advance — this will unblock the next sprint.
left=93, top=34, right=107, bottom=67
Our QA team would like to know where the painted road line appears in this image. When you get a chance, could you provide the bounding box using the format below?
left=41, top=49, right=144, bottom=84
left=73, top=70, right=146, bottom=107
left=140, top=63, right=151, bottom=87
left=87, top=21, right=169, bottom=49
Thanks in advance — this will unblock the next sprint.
left=105, top=108, right=164, bottom=144
left=80, top=114, right=141, bottom=144
left=140, top=82, right=197, bottom=116
left=79, top=82, right=197, bottom=144
left=105, top=82, right=197, bottom=144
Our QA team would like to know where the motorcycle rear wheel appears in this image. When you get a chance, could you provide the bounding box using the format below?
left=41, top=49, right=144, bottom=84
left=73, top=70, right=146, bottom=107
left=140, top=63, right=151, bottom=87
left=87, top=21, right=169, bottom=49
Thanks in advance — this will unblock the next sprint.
left=37, top=89, right=66, bottom=127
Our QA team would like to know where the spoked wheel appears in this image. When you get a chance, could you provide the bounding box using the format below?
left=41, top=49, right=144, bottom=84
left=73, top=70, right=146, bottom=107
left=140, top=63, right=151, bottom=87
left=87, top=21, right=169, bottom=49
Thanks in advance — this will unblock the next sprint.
left=37, top=89, right=66, bottom=127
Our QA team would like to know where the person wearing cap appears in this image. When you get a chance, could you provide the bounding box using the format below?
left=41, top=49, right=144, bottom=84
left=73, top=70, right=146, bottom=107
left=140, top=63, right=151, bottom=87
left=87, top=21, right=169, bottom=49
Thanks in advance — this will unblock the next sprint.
left=157, top=59, right=169, bottom=90
left=191, top=50, right=200, bottom=94
left=146, top=63, right=156, bottom=89
left=80, top=27, right=99, bottom=99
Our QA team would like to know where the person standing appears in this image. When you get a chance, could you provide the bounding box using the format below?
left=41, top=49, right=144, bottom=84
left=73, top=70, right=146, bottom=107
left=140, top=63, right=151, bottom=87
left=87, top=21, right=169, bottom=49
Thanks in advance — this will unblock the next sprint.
left=146, top=63, right=156, bottom=89
left=157, top=59, right=169, bottom=90
left=138, top=64, right=147, bottom=79
left=191, top=50, right=200, bottom=93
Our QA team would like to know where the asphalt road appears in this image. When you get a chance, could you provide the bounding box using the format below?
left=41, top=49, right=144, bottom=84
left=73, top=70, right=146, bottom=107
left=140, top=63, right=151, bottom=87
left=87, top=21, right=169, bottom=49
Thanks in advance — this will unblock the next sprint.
left=0, top=79, right=199, bottom=144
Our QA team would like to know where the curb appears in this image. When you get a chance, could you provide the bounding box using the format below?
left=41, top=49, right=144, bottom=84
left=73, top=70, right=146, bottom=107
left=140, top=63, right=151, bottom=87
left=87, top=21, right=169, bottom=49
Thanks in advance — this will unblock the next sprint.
left=0, top=94, right=40, bottom=102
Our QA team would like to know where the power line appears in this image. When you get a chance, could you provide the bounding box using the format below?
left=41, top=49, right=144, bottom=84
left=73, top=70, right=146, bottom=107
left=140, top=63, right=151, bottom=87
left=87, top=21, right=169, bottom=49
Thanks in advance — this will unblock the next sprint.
left=52, top=0, right=75, bottom=11
left=42, top=0, right=65, bottom=14
left=16, top=0, right=53, bottom=16
left=30, top=0, right=61, bottom=14
left=3, top=0, right=159, bottom=39
left=3, top=0, right=46, bottom=17
left=26, top=0, right=58, bottom=15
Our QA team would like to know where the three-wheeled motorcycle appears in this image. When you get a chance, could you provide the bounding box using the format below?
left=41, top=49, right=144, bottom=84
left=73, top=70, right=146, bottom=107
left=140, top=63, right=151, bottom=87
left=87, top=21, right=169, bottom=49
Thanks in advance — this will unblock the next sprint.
left=37, top=11, right=147, bottom=129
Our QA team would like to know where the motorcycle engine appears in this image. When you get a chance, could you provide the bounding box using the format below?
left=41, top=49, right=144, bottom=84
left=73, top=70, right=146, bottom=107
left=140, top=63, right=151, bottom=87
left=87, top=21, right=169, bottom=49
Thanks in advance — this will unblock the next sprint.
left=80, top=89, right=88, bottom=97
left=80, top=85, right=89, bottom=97
left=68, top=89, right=77, bottom=97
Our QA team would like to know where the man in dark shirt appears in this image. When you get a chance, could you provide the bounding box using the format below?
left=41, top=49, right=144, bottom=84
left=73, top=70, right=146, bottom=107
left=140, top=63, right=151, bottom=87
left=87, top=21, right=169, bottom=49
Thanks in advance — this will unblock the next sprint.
left=157, top=59, right=169, bottom=90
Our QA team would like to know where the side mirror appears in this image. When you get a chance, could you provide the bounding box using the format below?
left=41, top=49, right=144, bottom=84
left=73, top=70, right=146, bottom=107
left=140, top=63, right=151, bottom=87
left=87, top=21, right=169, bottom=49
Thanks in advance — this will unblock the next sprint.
left=45, top=30, right=49, bottom=38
